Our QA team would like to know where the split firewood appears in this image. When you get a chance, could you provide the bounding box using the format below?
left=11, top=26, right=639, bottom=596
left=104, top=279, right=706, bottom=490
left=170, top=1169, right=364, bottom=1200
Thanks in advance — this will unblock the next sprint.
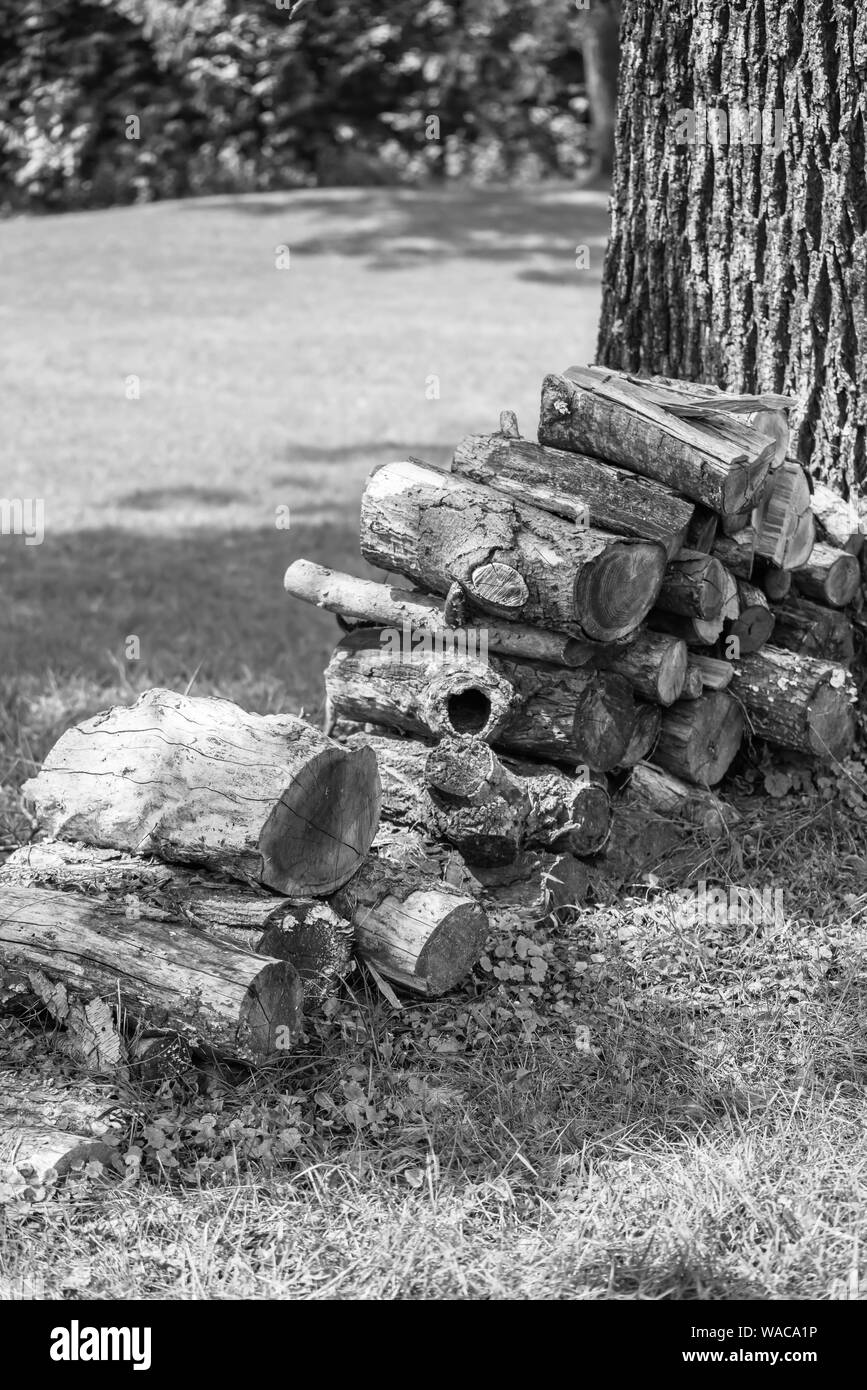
left=655, top=550, right=727, bottom=620
left=625, top=763, right=741, bottom=838
left=283, top=559, right=596, bottom=668
left=654, top=692, right=744, bottom=786
left=589, top=627, right=687, bottom=706
left=331, top=846, right=489, bottom=997
left=810, top=481, right=864, bottom=556
left=346, top=733, right=610, bottom=862
left=688, top=654, right=734, bottom=691
left=769, top=595, right=855, bottom=664
left=725, top=579, right=775, bottom=654
left=0, top=841, right=353, bottom=1010
left=0, top=885, right=305, bottom=1059
left=324, top=628, right=639, bottom=770
left=793, top=542, right=861, bottom=608
left=540, top=369, right=773, bottom=514
left=21, top=688, right=381, bottom=897
left=728, top=646, right=856, bottom=761
left=452, top=431, right=693, bottom=558
left=359, top=459, right=666, bottom=641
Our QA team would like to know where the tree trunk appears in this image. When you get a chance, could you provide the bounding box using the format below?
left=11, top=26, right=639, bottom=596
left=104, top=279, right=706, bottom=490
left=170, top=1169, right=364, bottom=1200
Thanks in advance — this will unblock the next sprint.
left=21, top=688, right=381, bottom=898
left=452, top=431, right=692, bottom=558
left=597, top=0, right=867, bottom=494
left=729, top=646, right=857, bottom=760
left=578, top=0, right=622, bottom=177
left=0, top=885, right=305, bottom=1060
left=360, top=459, right=665, bottom=641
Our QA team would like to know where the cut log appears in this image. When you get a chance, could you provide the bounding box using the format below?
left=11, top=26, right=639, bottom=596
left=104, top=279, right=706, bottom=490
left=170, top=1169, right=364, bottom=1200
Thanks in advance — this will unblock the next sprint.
left=728, top=646, right=856, bottom=761
left=360, top=459, right=666, bottom=641
left=21, top=689, right=381, bottom=898
left=331, top=850, right=488, bottom=997
left=770, top=596, right=855, bottom=664
left=793, top=542, right=861, bottom=608
left=0, top=840, right=353, bottom=1010
left=677, top=666, right=705, bottom=700
left=470, top=851, right=590, bottom=925
left=540, top=368, right=773, bottom=513
left=344, top=733, right=609, bottom=864
left=654, top=692, right=744, bottom=787
left=625, top=763, right=740, bottom=838
left=650, top=607, right=725, bottom=647
left=684, top=505, right=720, bottom=553
left=615, top=372, right=791, bottom=471
left=655, top=550, right=727, bottom=620
left=810, top=481, right=864, bottom=556
left=590, top=627, right=687, bottom=705
left=283, top=559, right=594, bottom=668
left=759, top=563, right=793, bottom=602
left=616, top=701, right=662, bottom=767
left=325, top=629, right=638, bottom=770
left=712, top=529, right=755, bottom=580
left=452, top=431, right=693, bottom=558
left=0, top=885, right=305, bottom=1059
left=0, top=1116, right=120, bottom=1182
left=725, top=579, right=775, bottom=655
left=753, top=462, right=814, bottom=567
left=688, top=654, right=734, bottom=691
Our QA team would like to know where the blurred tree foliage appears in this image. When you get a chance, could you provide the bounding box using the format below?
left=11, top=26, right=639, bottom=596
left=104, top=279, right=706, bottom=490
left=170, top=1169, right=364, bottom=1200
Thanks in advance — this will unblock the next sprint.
left=0, top=0, right=594, bottom=210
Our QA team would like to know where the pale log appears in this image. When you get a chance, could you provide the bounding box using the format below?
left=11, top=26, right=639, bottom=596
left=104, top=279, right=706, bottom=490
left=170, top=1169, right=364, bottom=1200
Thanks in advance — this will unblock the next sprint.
left=753, top=462, right=814, bottom=567
left=360, top=459, right=666, bottom=641
left=0, top=885, right=304, bottom=1059
left=677, top=666, right=705, bottom=700
left=759, top=563, right=793, bottom=602
left=793, top=542, right=861, bottom=607
left=688, top=654, right=734, bottom=691
left=21, top=688, right=381, bottom=897
left=654, top=692, right=744, bottom=786
left=729, top=646, right=856, bottom=760
left=452, top=431, right=692, bottom=558
left=539, top=369, right=772, bottom=513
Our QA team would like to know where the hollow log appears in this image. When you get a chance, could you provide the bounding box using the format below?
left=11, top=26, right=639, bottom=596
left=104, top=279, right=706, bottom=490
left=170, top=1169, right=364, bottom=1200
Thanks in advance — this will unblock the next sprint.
left=810, top=481, right=864, bottom=556
left=654, top=692, right=744, bottom=787
left=0, top=885, right=305, bottom=1059
left=360, top=459, right=666, bottom=641
left=325, top=628, right=638, bottom=770
left=625, top=763, right=740, bottom=838
left=283, top=559, right=595, bottom=668
left=331, top=851, right=488, bottom=997
left=726, top=579, right=775, bottom=655
left=452, top=431, right=693, bottom=558
left=729, top=647, right=857, bottom=761
left=540, top=368, right=773, bottom=513
left=793, top=542, right=861, bottom=608
left=655, top=550, right=727, bottom=620
left=348, top=733, right=610, bottom=862
left=769, top=596, right=855, bottom=664
left=590, top=627, right=687, bottom=705
left=21, top=688, right=381, bottom=898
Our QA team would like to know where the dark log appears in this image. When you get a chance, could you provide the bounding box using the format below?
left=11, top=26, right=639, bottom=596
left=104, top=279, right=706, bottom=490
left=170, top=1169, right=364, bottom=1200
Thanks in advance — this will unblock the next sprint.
left=21, top=688, right=381, bottom=898
left=359, top=458, right=666, bottom=641
left=712, top=529, right=755, bottom=580
left=452, top=430, right=692, bottom=558
left=655, top=550, right=727, bottom=620
left=469, top=851, right=590, bottom=925
left=616, top=702, right=662, bottom=767
left=539, top=368, right=773, bottom=513
left=729, top=646, right=856, bottom=761
left=625, top=762, right=741, bottom=838
left=654, top=692, right=744, bottom=787
left=793, top=542, right=861, bottom=607
left=759, top=563, right=793, bottom=602
left=590, top=627, right=687, bottom=705
left=725, top=579, right=775, bottom=655
left=769, top=595, right=855, bottom=664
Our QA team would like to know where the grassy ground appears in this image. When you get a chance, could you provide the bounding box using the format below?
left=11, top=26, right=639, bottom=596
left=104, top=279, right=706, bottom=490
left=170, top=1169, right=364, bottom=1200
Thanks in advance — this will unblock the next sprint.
left=1, top=187, right=866, bottom=1301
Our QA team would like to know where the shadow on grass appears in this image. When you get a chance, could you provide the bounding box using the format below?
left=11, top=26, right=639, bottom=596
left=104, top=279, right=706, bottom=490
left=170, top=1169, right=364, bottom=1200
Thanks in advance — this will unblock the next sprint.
left=0, top=517, right=373, bottom=714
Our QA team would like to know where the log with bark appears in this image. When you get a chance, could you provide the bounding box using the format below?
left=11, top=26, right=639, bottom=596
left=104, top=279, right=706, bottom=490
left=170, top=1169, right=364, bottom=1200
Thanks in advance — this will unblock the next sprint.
left=810, top=481, right=864, bottom=556
left=725, top=579, right=775, bottom=655
left=589, top=627, right=687, bottom=705
left=650, top=606, right=726, bottom=648
left=655, top=550, right=727, bottom=620
left=624, top=762, right=741, bottom=838
left=753, top=462, right=815, bottom=568
left=759, top=563, right=793, bottom=602
left=616, top=701, right=662, bottom=767
left=284, top=560, right=596, bottom=668
left=21, top=689, right=381, bottom=898
left=539, top=368, right=773, bottom=514
left=469, top=851, right=590, bottom=925
left=688, top=654, right=734, bottom=691
left=359, top=458, right=666, bottom=642
left=712, top=529, right=755, bottom=580
left=346, top=733, right=610, bottom=863
left=325, top=628, right=640, bottom=770
left=653, top=692, right=744, bottom=786
left=676, top=665, right=705, bottom=700
left=793, top=542, right=861, bottom=608
left=452, top=429, right=693, bottom=558
left=0, top=885, right=305, bottom=1059
left=728, top=646, right=857, bottom=760
left=769, top=595, right=855, bottom=664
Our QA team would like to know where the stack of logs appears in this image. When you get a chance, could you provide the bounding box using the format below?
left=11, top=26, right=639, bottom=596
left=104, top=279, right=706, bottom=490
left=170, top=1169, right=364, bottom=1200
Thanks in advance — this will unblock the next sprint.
left=1, top=365, right=864, bottom=1141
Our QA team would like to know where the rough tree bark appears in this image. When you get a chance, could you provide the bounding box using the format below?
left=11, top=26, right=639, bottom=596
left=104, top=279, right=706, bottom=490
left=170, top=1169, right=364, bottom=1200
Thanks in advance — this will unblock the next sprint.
left=597, top=0, right=867, bottom=495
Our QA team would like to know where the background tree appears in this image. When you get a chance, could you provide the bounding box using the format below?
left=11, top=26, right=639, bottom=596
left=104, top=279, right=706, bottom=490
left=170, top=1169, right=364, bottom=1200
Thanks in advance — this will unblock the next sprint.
left=596, top=0, right=866, bottom=494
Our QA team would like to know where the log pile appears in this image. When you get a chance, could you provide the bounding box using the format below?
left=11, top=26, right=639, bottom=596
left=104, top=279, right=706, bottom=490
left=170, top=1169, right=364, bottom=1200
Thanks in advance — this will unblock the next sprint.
left=2, top=364, right=863, bottom=1088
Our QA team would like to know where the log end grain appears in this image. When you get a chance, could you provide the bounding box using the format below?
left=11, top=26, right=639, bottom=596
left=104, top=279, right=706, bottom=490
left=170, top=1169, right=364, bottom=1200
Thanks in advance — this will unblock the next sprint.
left=575, top=539, right=667, bottom=642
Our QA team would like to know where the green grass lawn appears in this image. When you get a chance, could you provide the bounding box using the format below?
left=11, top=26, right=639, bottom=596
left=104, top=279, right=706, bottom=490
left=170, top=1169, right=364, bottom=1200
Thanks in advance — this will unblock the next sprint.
left=1, top=187, right=866, bottom=1302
